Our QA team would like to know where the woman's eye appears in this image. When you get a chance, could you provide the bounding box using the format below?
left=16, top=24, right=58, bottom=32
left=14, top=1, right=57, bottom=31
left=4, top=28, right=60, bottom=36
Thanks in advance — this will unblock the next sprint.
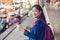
left=32, top=10, right=37, bottom=12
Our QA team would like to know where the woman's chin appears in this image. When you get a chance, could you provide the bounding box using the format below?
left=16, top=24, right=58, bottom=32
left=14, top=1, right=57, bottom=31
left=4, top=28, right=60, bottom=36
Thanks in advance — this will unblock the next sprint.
left=33, top=16, right=37, bottom=18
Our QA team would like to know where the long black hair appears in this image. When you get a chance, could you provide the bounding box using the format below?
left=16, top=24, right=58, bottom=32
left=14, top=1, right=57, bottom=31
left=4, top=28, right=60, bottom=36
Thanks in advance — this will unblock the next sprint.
left=31, top=5, right=45, bottom=21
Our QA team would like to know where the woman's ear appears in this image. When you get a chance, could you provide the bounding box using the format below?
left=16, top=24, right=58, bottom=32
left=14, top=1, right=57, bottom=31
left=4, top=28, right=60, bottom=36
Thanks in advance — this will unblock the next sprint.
left=39, top=11, right=41, bottom=15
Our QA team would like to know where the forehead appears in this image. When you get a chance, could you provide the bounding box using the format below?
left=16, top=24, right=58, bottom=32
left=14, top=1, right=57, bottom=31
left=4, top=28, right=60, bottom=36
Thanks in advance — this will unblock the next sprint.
left=32, top=7, right=38, bottom=11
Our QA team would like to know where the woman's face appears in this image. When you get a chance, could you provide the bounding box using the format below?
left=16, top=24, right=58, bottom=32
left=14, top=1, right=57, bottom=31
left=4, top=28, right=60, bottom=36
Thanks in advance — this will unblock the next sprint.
left=32, top=7, right=41, bottom=18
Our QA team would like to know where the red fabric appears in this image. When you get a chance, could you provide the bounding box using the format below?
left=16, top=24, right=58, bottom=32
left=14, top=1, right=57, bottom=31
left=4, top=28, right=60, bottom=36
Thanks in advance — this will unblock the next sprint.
left=38, top=18, right=54, bottom=40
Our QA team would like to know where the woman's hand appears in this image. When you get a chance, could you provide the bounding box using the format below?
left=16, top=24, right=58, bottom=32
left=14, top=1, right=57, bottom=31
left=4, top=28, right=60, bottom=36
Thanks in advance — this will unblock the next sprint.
left=19, top=27, right=25, bottom=31
left=17, top=25, right=25, bottom=31
left=19, top=26, right=31, bottom=31
left=17, top=24, right=31, bottom=31
left=26, top=26, right=31, bottom=30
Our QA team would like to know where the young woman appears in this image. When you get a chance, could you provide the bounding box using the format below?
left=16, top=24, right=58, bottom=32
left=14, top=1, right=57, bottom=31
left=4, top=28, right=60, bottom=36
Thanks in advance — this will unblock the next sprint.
left=18, top=5, right=54, bottom=40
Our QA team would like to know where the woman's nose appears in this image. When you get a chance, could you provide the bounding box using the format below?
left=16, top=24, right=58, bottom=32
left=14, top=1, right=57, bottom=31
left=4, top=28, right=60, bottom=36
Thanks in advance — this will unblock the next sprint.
left=33, top=12, right=36, bottom=14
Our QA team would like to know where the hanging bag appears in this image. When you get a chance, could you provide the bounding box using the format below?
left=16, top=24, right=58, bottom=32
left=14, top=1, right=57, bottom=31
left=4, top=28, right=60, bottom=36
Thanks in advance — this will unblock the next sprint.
left=38, top=18, right=54, bottom=40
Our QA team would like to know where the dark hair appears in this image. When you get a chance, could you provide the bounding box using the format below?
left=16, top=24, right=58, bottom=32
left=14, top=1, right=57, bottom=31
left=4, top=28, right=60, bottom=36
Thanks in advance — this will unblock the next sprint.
left=32, top=5, right=42, bottom=12
left=32, top=5, right=46, bottom=21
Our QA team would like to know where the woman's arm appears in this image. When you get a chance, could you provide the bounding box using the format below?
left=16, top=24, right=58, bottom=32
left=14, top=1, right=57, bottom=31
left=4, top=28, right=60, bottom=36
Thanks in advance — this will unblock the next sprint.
left=24, top=29, right=36, bottom=38
left=24, top=21, right=45, bottom=39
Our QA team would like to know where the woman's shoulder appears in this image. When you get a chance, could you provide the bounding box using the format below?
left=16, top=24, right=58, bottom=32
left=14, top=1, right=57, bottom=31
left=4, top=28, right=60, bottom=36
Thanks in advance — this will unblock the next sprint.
left=35, top=18, right=46, bottom=26
left=35, top=20, right=43, bottom=25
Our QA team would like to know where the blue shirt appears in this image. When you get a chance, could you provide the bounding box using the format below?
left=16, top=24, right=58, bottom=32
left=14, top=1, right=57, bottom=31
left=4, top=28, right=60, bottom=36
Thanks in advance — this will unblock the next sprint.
left=24, top=16, right=46, bottom=40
